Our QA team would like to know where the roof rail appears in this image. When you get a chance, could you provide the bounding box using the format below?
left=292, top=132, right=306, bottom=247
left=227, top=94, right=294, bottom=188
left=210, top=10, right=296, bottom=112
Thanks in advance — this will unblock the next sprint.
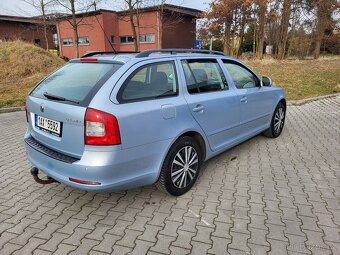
left=81, top=51, right=139, bottom=58
left=135, top=49, right=227, bottom=58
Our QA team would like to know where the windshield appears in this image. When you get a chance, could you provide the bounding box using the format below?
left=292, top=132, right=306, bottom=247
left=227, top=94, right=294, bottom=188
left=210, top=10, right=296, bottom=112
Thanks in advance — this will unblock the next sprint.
left=31, top=62, right=121, bottom=103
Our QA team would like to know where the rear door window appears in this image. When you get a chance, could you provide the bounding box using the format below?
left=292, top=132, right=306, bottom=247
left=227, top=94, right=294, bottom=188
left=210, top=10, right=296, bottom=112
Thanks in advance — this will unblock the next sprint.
left=117, top=61, right=178, bottom=103
left=31, top=62, right=121, bottom=103
left=181, top=59, right=228, bottom=94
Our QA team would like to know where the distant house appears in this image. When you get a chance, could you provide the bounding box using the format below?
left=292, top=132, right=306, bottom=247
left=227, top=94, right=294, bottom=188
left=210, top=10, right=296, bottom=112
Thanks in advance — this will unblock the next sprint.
left=0, top=15, right=56, bottom=49
left=57, top=4, right=202, bottom=59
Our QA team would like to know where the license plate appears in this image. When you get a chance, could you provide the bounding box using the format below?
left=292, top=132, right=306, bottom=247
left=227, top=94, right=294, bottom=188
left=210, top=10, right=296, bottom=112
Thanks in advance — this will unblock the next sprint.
left=35, top=115, right=62, bottom=137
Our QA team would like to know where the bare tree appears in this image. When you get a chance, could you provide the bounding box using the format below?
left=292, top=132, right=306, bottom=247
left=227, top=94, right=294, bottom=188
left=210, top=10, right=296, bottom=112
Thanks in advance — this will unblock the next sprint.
left=276, top=0, right=292, bottom=59
left=256, top=0, right=266, bottom=59
left=54, top=0, right=96, bottom=57
left=23, top=0, right=54, bottom=50
left=313, top=0, right=335, bottom=59
left=121, top=0, right=142, bottom=51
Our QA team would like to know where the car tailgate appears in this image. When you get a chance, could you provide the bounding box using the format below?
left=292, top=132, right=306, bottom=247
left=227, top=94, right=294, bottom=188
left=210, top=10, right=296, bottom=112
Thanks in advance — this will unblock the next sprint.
left=26, top=96, right=86, bottom=159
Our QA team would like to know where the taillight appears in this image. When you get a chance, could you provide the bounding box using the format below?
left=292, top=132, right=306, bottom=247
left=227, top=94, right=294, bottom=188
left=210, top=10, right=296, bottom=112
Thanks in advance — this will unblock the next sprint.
left=85, top=108, right=121, bottom=146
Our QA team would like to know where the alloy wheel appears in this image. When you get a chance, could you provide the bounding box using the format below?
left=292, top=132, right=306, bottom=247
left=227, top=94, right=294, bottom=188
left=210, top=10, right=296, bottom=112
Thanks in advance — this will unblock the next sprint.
left=171, top=146, right=198, bottom=188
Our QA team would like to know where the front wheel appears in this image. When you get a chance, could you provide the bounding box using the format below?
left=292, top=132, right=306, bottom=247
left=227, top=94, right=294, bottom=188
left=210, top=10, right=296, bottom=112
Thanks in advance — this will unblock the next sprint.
left=263, top=102, right=286, bottom=138
left=156, top=136, right=202, bottom=196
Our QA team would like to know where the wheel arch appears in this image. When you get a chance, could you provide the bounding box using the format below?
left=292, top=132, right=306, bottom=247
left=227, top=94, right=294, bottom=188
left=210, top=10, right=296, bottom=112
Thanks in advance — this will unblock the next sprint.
left=178, top=131, right=207, bottom=161
left=279, top=98, right=287, bottom=109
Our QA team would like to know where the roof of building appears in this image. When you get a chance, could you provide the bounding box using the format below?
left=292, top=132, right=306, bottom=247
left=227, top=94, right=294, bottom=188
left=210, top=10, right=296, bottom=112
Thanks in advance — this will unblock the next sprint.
left=57, top=4, right=203, bottom=20
left=0, top=14, right=55, bottom=25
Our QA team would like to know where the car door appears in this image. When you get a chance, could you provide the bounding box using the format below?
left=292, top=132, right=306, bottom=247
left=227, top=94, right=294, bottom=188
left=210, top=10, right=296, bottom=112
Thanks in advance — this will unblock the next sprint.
left=222, top=60, right=273, bottom=134
left=179, top=58, right=241, bottom=152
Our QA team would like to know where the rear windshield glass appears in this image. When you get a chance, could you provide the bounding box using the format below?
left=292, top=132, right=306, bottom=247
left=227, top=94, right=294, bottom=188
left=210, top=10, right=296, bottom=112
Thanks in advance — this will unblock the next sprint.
left=31, top=62, right=121, bottom=103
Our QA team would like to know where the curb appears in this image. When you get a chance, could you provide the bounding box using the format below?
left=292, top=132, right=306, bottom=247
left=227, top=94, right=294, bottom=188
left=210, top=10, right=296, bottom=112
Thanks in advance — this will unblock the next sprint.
left=287, top=93, right=340, bottom=106
left=0, top=93, right=339, bottom=114
left=0, top=106, right=25, bottom=114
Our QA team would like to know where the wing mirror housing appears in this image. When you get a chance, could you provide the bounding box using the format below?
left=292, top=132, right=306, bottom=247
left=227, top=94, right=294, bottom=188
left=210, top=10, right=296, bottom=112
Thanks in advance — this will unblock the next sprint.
left=262, top=76, right=272, bottom=87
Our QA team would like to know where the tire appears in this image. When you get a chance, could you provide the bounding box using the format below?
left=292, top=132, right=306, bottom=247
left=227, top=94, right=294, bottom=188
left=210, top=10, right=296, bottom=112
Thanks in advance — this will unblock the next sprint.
left=263, top=102, right=286, bottom=138
left=156, top=136, right=202, bottom=196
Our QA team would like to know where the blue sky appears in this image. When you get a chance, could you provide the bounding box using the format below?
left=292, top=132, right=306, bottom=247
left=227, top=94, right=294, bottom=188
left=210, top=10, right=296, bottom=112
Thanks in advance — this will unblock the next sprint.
left=0, top=0, right=212, bottom=16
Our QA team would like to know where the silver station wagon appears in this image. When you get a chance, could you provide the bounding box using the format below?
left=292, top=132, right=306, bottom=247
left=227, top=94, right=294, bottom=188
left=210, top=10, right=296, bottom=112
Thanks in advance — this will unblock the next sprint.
left=25, top=49, right=286, bottom=196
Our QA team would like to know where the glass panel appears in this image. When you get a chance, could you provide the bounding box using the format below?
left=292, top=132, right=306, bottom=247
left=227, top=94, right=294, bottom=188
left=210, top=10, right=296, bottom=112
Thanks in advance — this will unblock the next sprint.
left=224, top=62, right=258, bottom=89
left=78, top=37, right=89, bottom=45
left=182, top=60, right=228, bottom=94
left=31, top=63, right=121, bottom=102
left=120, top=62, right=178, bottom=102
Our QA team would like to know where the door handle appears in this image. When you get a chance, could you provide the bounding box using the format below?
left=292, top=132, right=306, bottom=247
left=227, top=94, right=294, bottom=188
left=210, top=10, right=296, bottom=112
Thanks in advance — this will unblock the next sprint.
left=193, top=105, right=205, bottom=113
left=240, top=96, right=248, bottom=103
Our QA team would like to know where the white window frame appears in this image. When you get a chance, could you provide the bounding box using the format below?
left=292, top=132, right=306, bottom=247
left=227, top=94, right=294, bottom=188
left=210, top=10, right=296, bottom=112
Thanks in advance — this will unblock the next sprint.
left=78, top=36, right=90, bottom=46
left=62, top=38, right=73, bottom=47
left=120, top=35, right=134, bottom=44
left=139, top=34, right=155, bottom=44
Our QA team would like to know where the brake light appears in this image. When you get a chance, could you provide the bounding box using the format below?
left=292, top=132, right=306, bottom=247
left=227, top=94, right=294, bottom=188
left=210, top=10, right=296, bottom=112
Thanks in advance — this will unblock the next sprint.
left=85, top=108, right=121, bottom=146
left=80, top=58, right=97, bottom=62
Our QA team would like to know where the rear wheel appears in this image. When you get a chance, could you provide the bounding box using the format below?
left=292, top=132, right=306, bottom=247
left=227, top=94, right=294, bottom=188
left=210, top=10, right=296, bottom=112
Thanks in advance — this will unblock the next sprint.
left=263, top=102, right=286, bottom=138
left=157, top=136, right=202, bottom=196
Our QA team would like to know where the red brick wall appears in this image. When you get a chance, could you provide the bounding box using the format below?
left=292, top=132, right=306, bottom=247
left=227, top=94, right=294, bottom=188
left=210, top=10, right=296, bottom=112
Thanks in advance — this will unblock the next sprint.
left=58, top=14, right=109, bottom=59
left=0, top=20, right=55, bottom=50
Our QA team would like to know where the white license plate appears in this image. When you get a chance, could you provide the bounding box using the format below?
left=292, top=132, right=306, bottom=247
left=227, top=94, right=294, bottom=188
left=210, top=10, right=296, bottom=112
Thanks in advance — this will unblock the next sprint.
left=35, top=115, right=62, bottom=136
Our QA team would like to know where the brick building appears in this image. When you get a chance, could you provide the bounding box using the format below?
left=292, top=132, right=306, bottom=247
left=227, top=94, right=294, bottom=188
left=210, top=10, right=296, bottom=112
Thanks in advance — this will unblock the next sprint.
left=57, top=4, right=202, bottom=59
left=0, top=15, right=56, bottom=49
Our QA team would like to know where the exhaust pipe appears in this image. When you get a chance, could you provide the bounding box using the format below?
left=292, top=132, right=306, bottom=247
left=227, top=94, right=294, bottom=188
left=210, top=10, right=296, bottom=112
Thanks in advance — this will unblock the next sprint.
left=31, top=167, right=58, bottom=184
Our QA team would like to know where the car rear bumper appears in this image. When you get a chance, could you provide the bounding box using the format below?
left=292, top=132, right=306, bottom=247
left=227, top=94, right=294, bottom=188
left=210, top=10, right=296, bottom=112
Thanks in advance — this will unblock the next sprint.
left=24, top=130, right=170, bottom=192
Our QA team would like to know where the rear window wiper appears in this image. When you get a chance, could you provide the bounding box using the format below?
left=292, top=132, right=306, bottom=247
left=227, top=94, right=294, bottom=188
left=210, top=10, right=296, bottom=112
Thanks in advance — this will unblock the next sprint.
left=43, top=92, right=79, bottom=104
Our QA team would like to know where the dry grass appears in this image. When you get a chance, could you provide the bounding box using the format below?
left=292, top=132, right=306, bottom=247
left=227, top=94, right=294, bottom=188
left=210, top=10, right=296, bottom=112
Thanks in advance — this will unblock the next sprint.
left=0, top=40, right=65, bottom=108
left=244, top=56, right=340, bottom=100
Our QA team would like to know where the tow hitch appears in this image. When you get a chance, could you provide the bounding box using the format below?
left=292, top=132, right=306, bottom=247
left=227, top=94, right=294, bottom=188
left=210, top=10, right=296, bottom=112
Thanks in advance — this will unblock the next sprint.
left=31, top=167, right=58, bottom=184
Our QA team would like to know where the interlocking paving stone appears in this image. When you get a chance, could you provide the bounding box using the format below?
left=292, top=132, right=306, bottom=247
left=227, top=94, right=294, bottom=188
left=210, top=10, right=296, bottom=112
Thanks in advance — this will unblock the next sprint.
left=0, top=95, right=339, bottom=254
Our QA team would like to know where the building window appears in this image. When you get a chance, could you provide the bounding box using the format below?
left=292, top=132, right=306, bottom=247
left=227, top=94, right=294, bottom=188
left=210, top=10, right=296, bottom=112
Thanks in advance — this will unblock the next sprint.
left=62, top=38, right=73, bottom=46
left=139, top=34, right=155, bottom=44
left=78, top=36, right=89, bottom=45
left=111, top=36, right=115, bottom=44
left=53, top=33, right=58, bottom=48
left=120, top=36, right=134, bottom=44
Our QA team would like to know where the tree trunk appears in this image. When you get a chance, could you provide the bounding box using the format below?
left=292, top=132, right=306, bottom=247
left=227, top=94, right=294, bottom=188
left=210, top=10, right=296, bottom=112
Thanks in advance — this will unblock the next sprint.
left=70, top=0, right=79, bottom=58
left=277, top=0, right=291, bottom=59
left=41, top=0, right=49, bottom=51
left=256, top=0, right=266, bottom=59
left=159, top=3, right=164, bottom=49
left=223, top=14, right=232, bottom=55
left=237, top=5, right=246, bottom=56
left=127, top=0, right=139, bottom=51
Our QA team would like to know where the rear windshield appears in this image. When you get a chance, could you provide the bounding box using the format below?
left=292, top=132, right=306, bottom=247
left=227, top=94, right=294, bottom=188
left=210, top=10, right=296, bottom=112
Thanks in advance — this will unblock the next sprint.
left=31, top=62, right=121, bottom=103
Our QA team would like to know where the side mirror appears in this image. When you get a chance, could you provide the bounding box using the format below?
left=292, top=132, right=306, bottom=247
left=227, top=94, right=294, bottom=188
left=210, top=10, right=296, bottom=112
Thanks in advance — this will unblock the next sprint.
left=262, top=76, right=272, bottom=87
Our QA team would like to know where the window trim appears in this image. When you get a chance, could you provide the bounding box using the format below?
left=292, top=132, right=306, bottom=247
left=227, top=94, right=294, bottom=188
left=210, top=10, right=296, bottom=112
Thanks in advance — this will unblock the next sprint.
left=62, top=38, right=73, bottom=47
left=78, top=36, right=90, bottom=46
left=117, top=61, right=179, bottom=104
left=120, top=35, right=134, bottom=44
left=181, top=59, right=229, bottom=95
left=222, top=59, right=261, bottom=89
left=139, top=33, right=155, bottom=44
left=110, top=35, right=115, bottom=44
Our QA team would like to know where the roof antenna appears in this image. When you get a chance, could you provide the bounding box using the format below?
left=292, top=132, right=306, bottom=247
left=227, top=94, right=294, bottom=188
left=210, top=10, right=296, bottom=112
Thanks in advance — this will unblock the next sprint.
left=93, top=1, right=117, bottom=54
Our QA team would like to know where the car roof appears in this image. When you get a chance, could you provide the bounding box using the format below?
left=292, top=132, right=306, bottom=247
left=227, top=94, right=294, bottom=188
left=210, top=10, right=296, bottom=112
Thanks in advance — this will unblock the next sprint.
left=76, top=49, right=235, bottom=64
